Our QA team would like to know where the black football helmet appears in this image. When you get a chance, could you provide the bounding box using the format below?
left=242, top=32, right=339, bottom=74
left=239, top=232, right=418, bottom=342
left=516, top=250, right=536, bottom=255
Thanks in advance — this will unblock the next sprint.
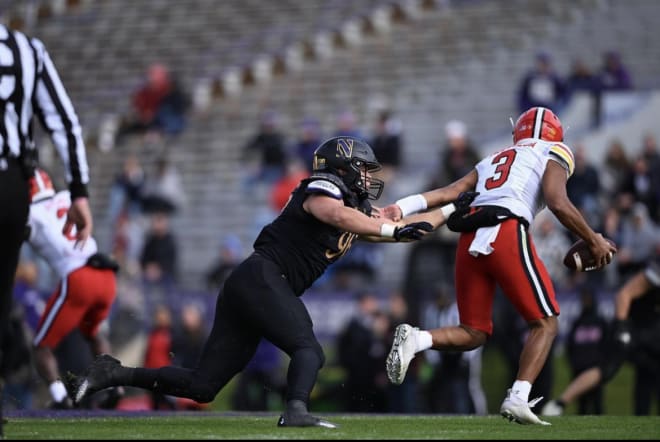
left=312, top=136, right=384, bottom=200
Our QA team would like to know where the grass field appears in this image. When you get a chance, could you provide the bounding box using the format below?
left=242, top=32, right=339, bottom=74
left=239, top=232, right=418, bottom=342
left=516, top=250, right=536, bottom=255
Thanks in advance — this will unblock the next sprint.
left=4, top=413, right=659, bottom=440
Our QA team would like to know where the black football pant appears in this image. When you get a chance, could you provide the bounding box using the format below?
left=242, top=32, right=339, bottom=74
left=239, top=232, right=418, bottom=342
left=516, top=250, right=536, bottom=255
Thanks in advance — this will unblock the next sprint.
left=0, top=158, right=30, bottom=435
left=0, top=159, right=29, bottom=368
left=126, top=254, right=325, bottom=405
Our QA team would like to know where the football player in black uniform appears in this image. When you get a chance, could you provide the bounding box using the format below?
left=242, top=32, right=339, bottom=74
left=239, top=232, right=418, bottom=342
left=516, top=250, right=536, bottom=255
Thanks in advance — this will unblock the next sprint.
left=70, top=136, right=469, bottom=427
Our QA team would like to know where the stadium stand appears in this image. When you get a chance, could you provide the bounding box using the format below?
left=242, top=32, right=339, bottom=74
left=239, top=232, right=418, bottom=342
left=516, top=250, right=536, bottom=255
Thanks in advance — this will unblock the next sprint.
left=13, top=0, right=660, bottom=292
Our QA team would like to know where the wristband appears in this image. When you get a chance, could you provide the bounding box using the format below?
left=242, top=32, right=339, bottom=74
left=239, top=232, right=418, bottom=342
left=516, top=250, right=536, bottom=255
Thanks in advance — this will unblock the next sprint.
left=440, top=203, right=456, bottom=219
left=380, top=223, right=396, bottom=238
left=396, top=194, right=427, bottom=217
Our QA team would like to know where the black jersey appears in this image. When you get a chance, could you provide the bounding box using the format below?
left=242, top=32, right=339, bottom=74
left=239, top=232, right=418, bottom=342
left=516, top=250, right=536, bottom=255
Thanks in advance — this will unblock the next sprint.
left=253, top=173, right=371, bottom=296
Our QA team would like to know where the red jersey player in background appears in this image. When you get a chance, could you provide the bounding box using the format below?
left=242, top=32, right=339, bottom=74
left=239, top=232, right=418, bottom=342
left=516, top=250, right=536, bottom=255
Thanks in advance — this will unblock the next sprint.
left=26, top=168, right=121, bottom=409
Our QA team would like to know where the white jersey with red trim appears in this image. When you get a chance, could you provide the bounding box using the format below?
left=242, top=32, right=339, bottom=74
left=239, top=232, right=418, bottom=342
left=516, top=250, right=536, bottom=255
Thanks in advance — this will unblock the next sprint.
left=27, top=190, right=97, bottom=279
left=472, top=138, right=575, bottom=225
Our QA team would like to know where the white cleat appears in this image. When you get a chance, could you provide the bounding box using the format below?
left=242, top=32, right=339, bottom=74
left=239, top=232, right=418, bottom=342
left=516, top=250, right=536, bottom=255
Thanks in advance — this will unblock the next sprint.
left=386, top=323, right=418, bottom=385
left=500, top=389, right=551, bottom=425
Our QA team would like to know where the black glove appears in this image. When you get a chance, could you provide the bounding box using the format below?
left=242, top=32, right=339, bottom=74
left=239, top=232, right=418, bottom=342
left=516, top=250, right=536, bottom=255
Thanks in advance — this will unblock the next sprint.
left=393, top=222, right=434, bottom=241
left=454, top=191, right=480, bottom=209
left=612, top=319, right=632, bottom=350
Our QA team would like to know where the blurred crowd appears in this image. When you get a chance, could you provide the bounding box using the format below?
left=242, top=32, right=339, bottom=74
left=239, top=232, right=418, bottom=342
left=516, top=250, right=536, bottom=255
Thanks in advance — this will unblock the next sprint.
left=518, top=49, right=634, bottom=127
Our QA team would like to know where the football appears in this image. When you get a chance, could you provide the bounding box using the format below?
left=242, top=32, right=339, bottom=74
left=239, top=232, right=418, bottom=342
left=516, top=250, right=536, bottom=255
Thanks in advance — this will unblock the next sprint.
left=563, top=238, right=616, bottom=272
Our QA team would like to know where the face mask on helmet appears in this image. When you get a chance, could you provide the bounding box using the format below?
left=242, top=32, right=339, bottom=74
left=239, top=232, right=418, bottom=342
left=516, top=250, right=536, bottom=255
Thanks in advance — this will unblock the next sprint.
left=312, top=137, right=384, bottom=200
left=512, top=107, right=564, bottom=143
left=28, top=168, right=56, bottom=203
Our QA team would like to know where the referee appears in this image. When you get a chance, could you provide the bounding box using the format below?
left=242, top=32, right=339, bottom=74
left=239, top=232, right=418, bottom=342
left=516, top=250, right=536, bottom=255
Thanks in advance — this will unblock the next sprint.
left=0, top=24, right=92, bottom=433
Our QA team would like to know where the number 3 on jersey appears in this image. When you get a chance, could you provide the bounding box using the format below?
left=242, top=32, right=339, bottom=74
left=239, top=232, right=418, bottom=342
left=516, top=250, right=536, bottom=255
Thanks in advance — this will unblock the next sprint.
left=485, top=150, right=517, bottom=190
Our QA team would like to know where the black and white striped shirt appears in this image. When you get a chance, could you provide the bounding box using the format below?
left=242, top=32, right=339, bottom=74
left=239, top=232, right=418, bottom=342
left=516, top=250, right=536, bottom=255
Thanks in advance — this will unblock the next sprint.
left=0, top=24, right=89, bottom=198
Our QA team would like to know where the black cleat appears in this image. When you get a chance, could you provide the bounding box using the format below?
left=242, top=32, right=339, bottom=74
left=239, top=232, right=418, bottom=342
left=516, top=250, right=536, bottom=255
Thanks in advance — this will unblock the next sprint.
left=277, top=412, right=337, bottom=428
left=73, top=354, right=122, bottom=405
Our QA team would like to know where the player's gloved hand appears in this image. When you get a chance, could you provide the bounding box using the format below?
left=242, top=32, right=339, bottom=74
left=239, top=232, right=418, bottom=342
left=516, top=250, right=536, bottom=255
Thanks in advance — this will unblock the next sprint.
left=612, top=319, right=632, bottom=350
left=454, top=191, right=480, bottom=209
left=393, top=222, right=434, bottom=241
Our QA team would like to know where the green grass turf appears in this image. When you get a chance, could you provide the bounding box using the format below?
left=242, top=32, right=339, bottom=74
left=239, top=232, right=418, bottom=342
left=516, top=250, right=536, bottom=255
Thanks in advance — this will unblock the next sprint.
left=4, top=414, right=659, bottom=440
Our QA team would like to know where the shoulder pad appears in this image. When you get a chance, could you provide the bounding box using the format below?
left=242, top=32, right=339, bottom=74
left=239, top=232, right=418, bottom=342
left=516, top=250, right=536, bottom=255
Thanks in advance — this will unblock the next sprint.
left=306, top=178, right=343, bottom=199
left=548, top=142, right=575, bottom=177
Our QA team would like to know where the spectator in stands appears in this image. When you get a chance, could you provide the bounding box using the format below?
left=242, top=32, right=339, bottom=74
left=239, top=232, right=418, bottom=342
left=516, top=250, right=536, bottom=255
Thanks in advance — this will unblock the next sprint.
left=140, top=212, right=179, bottom=318
left=565, top=58, right=600, bottom=97
left=170, top=302, right=209, bottom=411
left=641, top=133, right=659, bottom=167
left=205, top=234, right=244, bottom=292
left=152, top=74, right=190, bottom=137
left=565, top=58, right=601, bottom=128
left=517, top=51, right=566, bottom=114
left=370, top=110, right=403, bottom=186
left=143, top=304, right=176, bottom=410
left=141, top=156, right=187, bottom=215
left=565, top=286, right=608, bottom=415
left=107, top=153, right=145, bottom=231
left=620, top=154, right=658, bottom=222
left=600, top=139, right=631, bottom=200
left=118, top=63, right=189, bottom=143
left=269, top=158, right=310, bottom=213
left=293, top=117, right=323, bottom=173
left=427, top=120, right=480, bottom=189
left=531, top=210, right=572, bottom=291
left=599, top=50, right=633, bottom=91
left=334, top=109, right=363, bottom=139
left=601, top=205, right=624, bottom=289
left=566, top=144, right=601, bottom=225
left=172, top=302, right=207, bottom=370
left=337, top=292, right=390, bottom=412
left=640, top=133, right=660, bottom=222
left=242, top=110, right=288, bottom=193
left=106, top=154, right=146, bottom=276
left=616, top=202, right=660, bottom=281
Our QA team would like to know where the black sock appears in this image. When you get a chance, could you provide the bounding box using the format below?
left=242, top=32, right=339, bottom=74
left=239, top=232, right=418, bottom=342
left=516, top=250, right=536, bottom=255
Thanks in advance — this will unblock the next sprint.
left=126, top=367, right=159, bottom=389
left=556, top=399, right=566, bottom=409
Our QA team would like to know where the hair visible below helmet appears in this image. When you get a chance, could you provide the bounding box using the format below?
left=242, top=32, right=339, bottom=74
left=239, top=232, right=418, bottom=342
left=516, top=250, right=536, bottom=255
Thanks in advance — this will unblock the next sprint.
left=312, top=136, right=384, bottom=200
left=28, top=168, right=56, bottom=203
left=512, top=107, right=564, bottom=143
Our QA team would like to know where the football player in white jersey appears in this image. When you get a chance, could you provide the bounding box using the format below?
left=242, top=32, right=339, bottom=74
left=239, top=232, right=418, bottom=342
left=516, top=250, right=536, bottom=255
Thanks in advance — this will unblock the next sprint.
left=383, top=106, right=616, bottom=425
left=26, top=168, right=120, bottom=409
